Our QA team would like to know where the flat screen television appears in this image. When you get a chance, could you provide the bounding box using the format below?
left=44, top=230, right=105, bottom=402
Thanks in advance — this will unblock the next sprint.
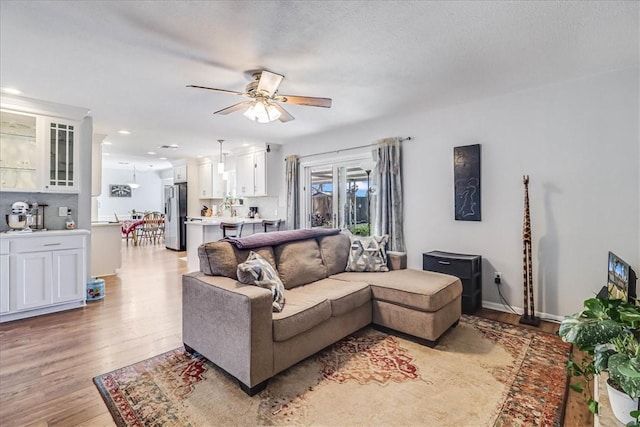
left=607, top=251, right=637, bottom=303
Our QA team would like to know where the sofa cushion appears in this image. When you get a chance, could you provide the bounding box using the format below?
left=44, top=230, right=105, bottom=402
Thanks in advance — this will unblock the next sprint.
left=198, top=241, right=276, bottom=279
left=272, top=291, right=331, bottom=342
left=317, top=233, right=351, bottom=276
left=234, top=246, right=276, bottom=271
left=199, top=241, right=239, bottom=278
left=237, top=251, right=286, bottom=312
left=331, top=269, right=462, bottom=312
left=275, top=238, right=327, bottom=289
left=345, top=235, right=389, bottom=272
left=292, top=278, right=371, bottom=317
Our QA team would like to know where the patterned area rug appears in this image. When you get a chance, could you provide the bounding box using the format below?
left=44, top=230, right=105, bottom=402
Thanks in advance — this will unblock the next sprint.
left=94, top=315, right=571, bottom=426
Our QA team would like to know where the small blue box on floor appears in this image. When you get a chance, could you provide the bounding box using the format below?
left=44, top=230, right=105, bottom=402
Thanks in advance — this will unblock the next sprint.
left=87, top=278, right=105, bottom=301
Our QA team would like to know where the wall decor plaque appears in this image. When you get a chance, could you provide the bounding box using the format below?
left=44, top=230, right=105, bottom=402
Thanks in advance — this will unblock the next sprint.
left=454, top=144, right=481, bottom=221
left=109, top=184, right=132, bottom=198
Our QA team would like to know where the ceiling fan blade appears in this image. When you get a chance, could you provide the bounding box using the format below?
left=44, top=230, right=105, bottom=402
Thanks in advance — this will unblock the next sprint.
left=214, top=101, right=254, bottom=115
left=273, top=94, right=332, bottom=108
left=272, top=103, right=295, bottom=122
left=186, top=85, right=250, bottom=97
left=256, top=71, right=284, bottom=97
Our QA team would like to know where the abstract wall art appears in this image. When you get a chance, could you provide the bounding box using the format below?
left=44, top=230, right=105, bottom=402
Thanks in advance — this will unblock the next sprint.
left=454, top=144, right=481, bottom=221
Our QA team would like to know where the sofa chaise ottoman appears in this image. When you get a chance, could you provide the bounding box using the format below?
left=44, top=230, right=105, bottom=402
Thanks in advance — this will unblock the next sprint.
left=182, top=229, right=462, bottom=395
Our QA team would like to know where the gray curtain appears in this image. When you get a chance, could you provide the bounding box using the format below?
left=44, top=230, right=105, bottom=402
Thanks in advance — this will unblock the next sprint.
left=371, top=137, right=405, bottom=252
left=285, top=155, right=300, bottom=230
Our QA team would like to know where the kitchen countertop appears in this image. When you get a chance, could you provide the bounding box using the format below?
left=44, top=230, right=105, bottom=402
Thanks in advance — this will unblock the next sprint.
left=1, top=229, right=90, bottom=238
left=185, top=217, right=281, bottom=225
left=91, top=222, right=121, bottom=227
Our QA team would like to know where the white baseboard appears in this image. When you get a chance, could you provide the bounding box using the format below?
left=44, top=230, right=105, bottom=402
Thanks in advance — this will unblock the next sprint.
left=481, top=300, right=563, bottom=323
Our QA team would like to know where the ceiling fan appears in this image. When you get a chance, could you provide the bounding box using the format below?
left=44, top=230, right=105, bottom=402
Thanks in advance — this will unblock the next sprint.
left=187, top=70, right=332, bottom=123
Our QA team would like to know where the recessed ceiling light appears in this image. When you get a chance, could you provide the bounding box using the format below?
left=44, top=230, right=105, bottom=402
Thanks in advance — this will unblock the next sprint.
left=159, top=157, right=167, bottom=160
left=0, top=87, right=23, bottom=95
left=102, top=152, right=110, bottom=156
left=102, top=141, right=112, bottom=145
left=242, top=143, right=250, bottom=147
left=147, top=151, right=156, bottom=155
left=169, top=144, right=179, bottom=148
left=117, top=130, right=131, bottom=135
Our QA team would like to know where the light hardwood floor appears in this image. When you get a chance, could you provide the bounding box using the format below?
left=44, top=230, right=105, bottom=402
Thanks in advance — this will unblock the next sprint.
left=0, top=241, right=591, bottom=426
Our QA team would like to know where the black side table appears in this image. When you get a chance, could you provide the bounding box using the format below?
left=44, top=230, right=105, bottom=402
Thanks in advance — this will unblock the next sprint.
left=423, top=251, right=482, bottom=314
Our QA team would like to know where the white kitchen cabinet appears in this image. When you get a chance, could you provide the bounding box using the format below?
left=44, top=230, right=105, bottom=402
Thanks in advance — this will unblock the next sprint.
left=52, top=249, right=84, bottom=303
left=174, top=164, right=188, bottom=183
left=198, top=161, right=225, bottom=199
left=1, top=230, right=88, bottom=323
left=0, top=110, right=39, bottom=191
left=236, top=153, right=256, bottom=197
left=254, top=150, right=267, bottom=196
left=235, top=147, right=281, bottom=197
left=0, top=240, right=9, bottom=314
left=14, top=251, right=52, bottom=310
left=0, top=96, right=88, bottom=193
left=46, top=119, right=79, bottom=191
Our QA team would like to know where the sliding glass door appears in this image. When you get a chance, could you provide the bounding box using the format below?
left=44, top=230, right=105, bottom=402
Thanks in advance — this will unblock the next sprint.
left=302, top=157, right=374, bottom=232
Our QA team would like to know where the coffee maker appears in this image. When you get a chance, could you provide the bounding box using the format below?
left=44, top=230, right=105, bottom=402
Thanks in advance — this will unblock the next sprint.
left=248, top=207, right=259, bottom=218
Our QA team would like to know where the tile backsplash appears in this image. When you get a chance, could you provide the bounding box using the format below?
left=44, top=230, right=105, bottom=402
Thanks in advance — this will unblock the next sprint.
left=0, top=192, right=79, bottom=232
left=199, top=196, right=283, bottom=219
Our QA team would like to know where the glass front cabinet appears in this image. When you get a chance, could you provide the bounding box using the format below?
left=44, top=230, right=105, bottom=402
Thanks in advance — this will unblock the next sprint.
left=0, top=109, right=79, bottom=193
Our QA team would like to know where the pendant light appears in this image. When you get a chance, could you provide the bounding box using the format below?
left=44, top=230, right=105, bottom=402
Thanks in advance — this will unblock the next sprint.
left=128, top=165, right=140, bottom=189
left=217, top=139, right=225, bottom=173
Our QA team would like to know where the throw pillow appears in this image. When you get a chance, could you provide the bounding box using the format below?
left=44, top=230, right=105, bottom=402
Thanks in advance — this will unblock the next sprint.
left=345, top=235, right=389, bottom=272
left=237, top=251, right=285, bottom=312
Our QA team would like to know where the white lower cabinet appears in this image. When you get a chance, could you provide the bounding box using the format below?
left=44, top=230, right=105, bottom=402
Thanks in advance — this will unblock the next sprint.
left=14, top=251, right=53, bottom=310
left=1, top=230, right=88, bottom=322
left=0, top=253, right=9, bottom=314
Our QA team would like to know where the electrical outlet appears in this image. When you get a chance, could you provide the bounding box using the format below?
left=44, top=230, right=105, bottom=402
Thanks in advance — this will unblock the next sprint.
left=58, top=206, right=68, bottom=217
left=494, top=272, right=502, bottom=285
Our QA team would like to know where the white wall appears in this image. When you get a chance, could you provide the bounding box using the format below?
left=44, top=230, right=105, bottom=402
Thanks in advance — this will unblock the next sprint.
left=283, top=67, right=639, bottom=318
left=96, top=167, right=165, bottom=221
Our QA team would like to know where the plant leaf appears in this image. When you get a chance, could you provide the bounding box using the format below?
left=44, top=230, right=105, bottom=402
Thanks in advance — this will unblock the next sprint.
left=570, top=383, right=584, bottom=393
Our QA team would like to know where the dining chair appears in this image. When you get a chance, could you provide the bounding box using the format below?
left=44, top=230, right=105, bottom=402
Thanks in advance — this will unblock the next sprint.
left=139, top=212, right=162, bottom=244
left=220, top=221, right=244, bottom=238
left=262, top=219, right=282, bottom=232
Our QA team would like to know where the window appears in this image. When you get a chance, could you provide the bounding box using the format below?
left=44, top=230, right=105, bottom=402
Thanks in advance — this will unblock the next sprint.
left=301, top=155, right=375, bottom=234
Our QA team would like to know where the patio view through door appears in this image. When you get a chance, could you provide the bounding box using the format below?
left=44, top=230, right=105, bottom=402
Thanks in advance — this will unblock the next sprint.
left=302, top=158, right=374, bottom=233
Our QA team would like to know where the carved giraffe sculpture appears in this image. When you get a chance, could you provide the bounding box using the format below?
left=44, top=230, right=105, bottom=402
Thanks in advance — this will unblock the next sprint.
left=520, top=175, right=540, bottom=326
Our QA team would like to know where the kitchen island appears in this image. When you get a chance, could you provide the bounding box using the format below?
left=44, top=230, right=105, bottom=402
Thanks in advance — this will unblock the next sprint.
left=185, top=218, right=284, bottom=272
left=91, top=222, right=122, bottom=276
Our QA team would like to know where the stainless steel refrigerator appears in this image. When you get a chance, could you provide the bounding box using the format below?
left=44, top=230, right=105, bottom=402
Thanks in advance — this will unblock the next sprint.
left=164, top=183, right=187, bottom=251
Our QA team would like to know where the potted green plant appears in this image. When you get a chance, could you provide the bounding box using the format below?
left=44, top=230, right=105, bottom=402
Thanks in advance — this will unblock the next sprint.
left=559, top=297, right=640, bottom=425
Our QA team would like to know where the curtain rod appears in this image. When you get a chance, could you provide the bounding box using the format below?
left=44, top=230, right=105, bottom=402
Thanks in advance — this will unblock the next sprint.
left=291, top=137, right=412, bottom=161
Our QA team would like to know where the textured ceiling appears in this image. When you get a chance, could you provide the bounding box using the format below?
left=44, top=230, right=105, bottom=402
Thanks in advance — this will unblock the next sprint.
left=0, top=1, right=637, bottom=171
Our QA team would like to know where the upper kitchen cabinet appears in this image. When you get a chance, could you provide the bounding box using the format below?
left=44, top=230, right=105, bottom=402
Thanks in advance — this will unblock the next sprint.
left=0, top=95, right=90, bottom=193
left=197, top=159, right=225, bottom=199
left=173, top=163, right=188, bottom=183
left=235, top=145, right=282, bottom=197
left=0, top=111, right=38, bottom=191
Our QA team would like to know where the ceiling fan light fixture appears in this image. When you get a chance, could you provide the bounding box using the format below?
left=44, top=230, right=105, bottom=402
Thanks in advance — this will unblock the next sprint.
left=243, top=100, right=281, bottom=123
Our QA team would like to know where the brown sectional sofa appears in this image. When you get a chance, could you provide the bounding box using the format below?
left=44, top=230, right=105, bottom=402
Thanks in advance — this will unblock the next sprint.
left=182, top=230, right=462, bottom=395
